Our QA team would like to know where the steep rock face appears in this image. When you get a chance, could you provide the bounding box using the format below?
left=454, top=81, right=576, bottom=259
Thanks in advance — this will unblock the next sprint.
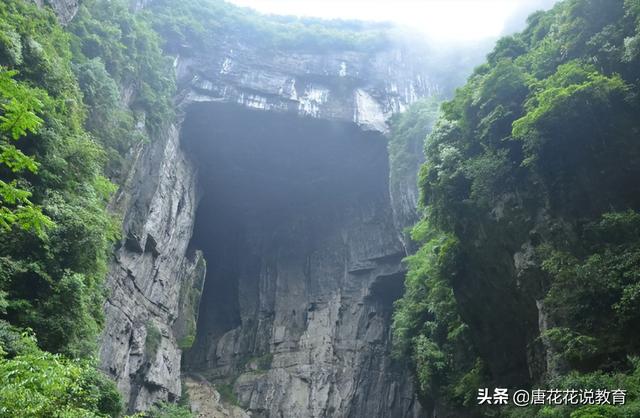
left=389, top=165, right=422, bottom=251
left=99, top=124, right=205, bottom=411
left=180, top=104, right=421, bottom=417
left=185, top=376, right=250, bottom=418
left=172, top=38, right=436, bottom=257
left=173, top=40, right=437, bottom=132
left=100, top=30, right=434, bottom=414
left=33, top=0, right=79, bottom=24
left=36, top=0, right=434, bottom=413
left=172, top=38, right=432, bottom=417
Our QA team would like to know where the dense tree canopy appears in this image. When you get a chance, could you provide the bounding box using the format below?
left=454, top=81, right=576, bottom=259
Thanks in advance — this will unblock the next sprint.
left=393, top=0, right=640, bottom=416
left=0, top=0, right=171, bottom=415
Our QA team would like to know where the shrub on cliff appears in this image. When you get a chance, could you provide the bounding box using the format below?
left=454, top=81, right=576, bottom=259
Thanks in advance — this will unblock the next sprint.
left=0, top=325, right=123, bottom=417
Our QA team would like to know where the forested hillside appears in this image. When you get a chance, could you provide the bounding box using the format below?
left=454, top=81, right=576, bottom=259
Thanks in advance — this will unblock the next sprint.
left=392, top=0, right=640, bottom=416
left=0, top=0, right=180, bottom=415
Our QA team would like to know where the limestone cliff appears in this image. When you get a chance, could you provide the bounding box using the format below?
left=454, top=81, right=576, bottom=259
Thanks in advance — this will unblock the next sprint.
left=173, top=38, right=439, bottom=132
left=28, top=0, right=457, bottom=416
left=97, top=30, right=437, bottom=415
left=57, top=5, right=453, bottom=413
left=98, top=122, right=204, bottom=411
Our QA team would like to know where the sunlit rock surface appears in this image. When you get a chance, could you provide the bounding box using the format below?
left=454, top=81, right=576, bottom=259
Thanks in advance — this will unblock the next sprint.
left=174, top=40, right=437, bottom=132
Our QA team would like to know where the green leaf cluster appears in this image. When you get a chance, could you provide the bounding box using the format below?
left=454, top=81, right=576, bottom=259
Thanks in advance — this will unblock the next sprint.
left=0, top=324, right=123, bottom=417
left=540, top=211, right=640, bottom=372
left=393, top=219, right=487, bottom=407
left=0, top=69, right=53, bottom=237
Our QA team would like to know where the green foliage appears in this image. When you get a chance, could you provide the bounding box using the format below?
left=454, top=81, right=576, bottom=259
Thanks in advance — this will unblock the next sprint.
left=73, top=58, right=143, bottom=178
left=0, top=24, right=22, bottom=67
left=392, top=0, right=640, bottom=414
left=0, top=0, right=185, bottom=413
left=0, top=0, right=120, bottom=359
left=0, top=0, right=185, bottom=415
left=68, top=0, right=175, bottom=133
left=540, top=211, right=640, bottom=371
left=0, top=329, right=123, bottom=418
left=392, top=221, right=481, bottom=401
left=0, top=70, right=44, bottom=141
left=177, top=334, right=195, bottom=351
left=0, top=0, right=84, bottom=105
left=388, top=98, right=441, bottom=192
left=147, top=0, right=391, bottom=53
left=0, top=68, right=54, bottom=237
left=145, top=402, right=194, bottom=418
left=511, top=61, right=636, bottom=217
left=531, top=359, right=640, bottom=417
left=216, top=383, right=240, bottom=406
left=145, top=322, right=162, bottom=361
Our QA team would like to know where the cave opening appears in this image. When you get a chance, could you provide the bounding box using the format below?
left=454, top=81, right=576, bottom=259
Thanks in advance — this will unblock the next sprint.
left=179, top=102, right=402, bottom=392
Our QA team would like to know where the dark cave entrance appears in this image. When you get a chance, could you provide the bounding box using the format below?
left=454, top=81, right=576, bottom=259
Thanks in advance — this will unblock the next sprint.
left=179, top=103, right=396, bottom=375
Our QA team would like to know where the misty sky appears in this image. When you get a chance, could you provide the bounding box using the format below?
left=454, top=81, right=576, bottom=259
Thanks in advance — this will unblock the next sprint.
left=227, top=0, right=559, bottom=42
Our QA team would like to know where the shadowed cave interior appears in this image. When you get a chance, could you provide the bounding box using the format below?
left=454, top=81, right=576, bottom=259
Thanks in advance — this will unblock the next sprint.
left=179, top=103, right=404, bottom=380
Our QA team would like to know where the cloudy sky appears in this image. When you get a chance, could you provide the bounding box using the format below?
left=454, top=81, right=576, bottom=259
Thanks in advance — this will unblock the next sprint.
left=227, top=0, right=559, bottom=42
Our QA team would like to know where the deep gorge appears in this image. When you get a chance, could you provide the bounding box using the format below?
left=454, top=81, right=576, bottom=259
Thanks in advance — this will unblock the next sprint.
left=3, top=1, right=640, bottom=417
